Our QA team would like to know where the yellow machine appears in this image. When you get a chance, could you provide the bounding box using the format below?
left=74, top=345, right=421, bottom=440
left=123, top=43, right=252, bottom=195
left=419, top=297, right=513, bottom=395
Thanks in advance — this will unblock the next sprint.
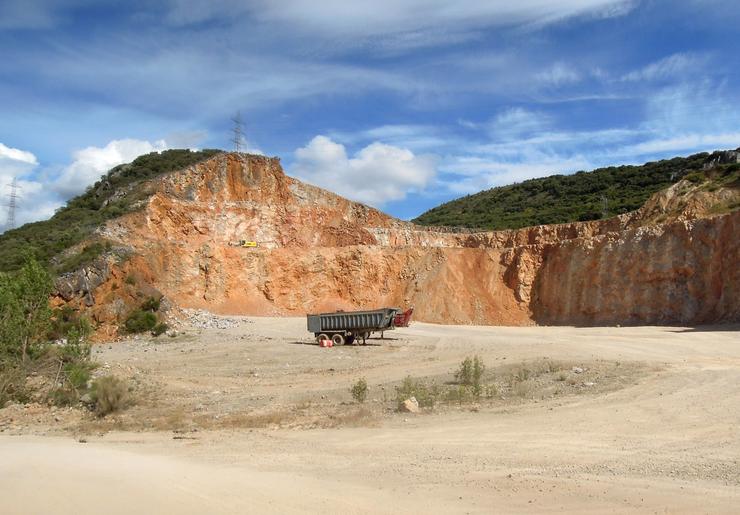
left=239, top=240, right=258, bottom=248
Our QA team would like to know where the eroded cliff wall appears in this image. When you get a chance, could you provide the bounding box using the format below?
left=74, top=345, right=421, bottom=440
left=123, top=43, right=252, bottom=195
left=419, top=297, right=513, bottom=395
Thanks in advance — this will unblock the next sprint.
left=67, top=153, right=738, bottom=330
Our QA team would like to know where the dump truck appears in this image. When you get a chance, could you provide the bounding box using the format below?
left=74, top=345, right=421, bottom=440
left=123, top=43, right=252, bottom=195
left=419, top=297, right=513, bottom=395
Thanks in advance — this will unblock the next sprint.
left=307, top=308, right=399, bottom=346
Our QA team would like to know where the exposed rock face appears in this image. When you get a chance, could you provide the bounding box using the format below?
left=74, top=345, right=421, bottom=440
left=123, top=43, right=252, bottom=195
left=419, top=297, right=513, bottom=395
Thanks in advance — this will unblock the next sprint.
left=67, top=153, right=738, bottom=331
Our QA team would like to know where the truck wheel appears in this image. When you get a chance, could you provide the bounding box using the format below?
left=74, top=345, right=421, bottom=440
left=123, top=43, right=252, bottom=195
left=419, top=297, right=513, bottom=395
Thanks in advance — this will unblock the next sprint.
left=317, top=333, right=330, bottom=346
left=332, top=333, right=345, bottom=346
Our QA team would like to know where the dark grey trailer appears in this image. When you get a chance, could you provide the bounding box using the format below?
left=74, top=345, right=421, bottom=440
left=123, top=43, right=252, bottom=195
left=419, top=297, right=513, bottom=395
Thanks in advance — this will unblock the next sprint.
left=307, top=308, right=399, bottom=345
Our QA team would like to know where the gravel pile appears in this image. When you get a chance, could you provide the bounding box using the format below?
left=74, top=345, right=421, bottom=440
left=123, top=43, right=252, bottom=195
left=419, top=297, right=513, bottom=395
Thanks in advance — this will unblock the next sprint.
left=182, top=309, right=245, bottom=330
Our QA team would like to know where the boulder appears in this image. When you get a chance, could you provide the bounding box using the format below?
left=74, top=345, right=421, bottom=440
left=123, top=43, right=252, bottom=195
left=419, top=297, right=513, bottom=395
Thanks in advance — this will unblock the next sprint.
left=400, top=397, right=420, bottom=413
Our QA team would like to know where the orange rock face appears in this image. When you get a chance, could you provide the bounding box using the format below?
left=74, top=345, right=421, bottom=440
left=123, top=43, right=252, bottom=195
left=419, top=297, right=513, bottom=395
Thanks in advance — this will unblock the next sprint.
left=74, top=153, right=737, bottom=331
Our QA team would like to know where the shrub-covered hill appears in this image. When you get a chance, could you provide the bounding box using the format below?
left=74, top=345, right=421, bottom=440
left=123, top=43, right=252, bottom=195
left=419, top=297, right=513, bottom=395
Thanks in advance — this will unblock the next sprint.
left=413, top=150, right=739, bottom=230
left=0, top=149, right=222, bottom=273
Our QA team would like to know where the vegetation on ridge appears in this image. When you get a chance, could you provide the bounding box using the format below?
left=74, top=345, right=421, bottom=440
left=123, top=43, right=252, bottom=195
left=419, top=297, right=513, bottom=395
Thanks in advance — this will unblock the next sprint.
left=413, top=150, right=739, bottom=230
left=0, top=149, right=222, bottom=273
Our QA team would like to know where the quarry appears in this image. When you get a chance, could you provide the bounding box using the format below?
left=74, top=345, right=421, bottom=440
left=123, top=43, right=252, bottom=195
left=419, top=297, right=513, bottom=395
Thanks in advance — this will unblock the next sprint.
left=54, top=152, right=739, bottom=334
left=1, top=151, right=739, bottom=514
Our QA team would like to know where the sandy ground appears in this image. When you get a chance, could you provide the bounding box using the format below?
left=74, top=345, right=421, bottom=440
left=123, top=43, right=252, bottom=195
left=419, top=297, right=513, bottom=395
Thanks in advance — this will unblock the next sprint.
left=1, top=318, right=739, bottom=514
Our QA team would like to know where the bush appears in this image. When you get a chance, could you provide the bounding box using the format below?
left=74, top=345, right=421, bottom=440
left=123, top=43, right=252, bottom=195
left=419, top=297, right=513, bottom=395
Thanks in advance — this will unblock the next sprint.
left=91, top=376, right=130, bottom=416
left=124, top=310, right=157, bottom=333
left=151, top=322, right=169, bottom=337
left=140, top=296, right=161, bottom=312
left=0, top=364, right=29, bottom=406
left=395, top=376, right=440, bottom=409
left=455, top=356, right=485, bottom=396
left=49, top=306, right=92, bottom=341
left=350, top=377, right=368, bottom=403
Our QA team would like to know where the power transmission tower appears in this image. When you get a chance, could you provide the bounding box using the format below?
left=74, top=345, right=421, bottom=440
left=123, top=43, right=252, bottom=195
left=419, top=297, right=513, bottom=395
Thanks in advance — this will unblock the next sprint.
left=231, top=111, right=245, bottom=153
left=4, top=177, right=20, bottom=231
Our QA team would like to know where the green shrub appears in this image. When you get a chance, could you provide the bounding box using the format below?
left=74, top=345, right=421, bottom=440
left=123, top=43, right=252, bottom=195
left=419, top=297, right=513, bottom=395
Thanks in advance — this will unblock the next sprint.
left=57, top=241, right=111, bottom=274
left=64, top=361, right=93, bottom=390
left=350, top=377, right=368, bottom=403
left=49, top=306, right=92, bottom=341
left=91, top=376, right=130, bottom=416
left=151, top=322, right=169, bottom=337
left=124, top=310, right=157, bottom=333
left=395, top=376, right=440, bottom=409
left=454, top=356, right=485, bottom=396
left=124, top=274, right=136, bottom=286
left=140, top=296, right=161, bottom=312
left=0, top=364, right=29, bottom=406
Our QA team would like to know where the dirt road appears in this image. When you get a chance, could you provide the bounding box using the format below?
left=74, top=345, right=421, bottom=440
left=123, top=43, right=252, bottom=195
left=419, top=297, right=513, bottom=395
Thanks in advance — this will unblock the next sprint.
left=1, top=318, right=739, bottom=513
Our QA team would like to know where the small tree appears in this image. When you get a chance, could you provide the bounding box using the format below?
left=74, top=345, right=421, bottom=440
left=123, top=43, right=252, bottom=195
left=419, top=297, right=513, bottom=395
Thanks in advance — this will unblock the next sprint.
left=351, top=377, right=368, bottom=403
left=0, top=257, right=52, bottom=363
left=454, top=355, right=486, bottom=397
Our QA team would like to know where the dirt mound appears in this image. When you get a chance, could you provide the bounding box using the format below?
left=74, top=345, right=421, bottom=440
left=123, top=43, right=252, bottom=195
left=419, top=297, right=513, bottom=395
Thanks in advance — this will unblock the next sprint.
left=55, top=153, right=739, bottom=333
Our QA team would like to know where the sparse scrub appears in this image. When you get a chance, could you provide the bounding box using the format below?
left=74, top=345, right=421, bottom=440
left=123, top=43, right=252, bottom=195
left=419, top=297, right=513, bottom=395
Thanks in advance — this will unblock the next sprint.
left=395, top=376, right=440, bottom=409
left=91, top=376, right=130, bottom=416
left=484, top=384, right=498, bottom=398
left=350, top=377, right=368, bottom=403
left=454, top=355, right=486, bottom=397
left=445, top=384, right=472, bottom=404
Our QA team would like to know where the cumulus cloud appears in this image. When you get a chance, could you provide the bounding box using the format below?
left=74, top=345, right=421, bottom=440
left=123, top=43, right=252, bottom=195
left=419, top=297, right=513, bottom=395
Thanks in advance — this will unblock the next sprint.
left=291, top=136, right=436, bottom=206
left=53, top=138, right=168, bottom=197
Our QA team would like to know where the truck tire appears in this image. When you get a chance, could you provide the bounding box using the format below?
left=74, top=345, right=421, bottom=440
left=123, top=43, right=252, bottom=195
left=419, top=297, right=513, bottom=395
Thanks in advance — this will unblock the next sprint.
left=332, top=333, right=345, bottom=346
left=317, top=333, right=330, bottom=344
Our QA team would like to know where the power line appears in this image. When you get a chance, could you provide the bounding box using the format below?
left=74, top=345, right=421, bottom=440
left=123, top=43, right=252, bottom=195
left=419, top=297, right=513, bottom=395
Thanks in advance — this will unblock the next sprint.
left=231, top=111, right=245, bottom=153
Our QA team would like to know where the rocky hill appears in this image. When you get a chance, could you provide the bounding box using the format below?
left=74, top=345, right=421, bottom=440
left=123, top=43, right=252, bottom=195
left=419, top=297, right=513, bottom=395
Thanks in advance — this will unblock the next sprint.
left=414, top=149, right=740, bottom=229
left=49, top=152, right=738, bottom=337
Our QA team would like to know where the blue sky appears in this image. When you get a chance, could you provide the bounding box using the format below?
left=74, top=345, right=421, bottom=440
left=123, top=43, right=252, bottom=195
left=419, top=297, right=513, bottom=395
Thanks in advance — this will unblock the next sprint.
left=1, top=0, right=739, bottom=227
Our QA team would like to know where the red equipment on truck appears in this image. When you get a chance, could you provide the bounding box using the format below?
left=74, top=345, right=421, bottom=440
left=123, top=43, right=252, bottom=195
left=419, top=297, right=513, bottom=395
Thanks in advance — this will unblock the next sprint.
left=393, top=307, right=414, bottom=327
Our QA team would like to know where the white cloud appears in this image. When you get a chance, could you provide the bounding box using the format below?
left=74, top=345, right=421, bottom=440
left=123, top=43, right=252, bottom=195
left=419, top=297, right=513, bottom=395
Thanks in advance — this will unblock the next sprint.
left=488, top=108, right=552, bottom=140
left=164, top=0, right=635, bottom=51
left=53, top=138, right=169, bottom=197
left=441, top=151, right=593, bottom=194
left=0, top=143, right=37, bottom=167
left=249, top=0, right=635, bottom=37
left=291, top=135, right=436, bottom=206
left=535, top=62, right=581, bottom=86
left=621, top=53, right=706, bottom=82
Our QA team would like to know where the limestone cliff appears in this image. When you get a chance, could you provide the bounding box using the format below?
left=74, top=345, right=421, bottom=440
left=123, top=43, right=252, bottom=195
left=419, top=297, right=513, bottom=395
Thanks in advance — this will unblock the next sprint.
left=56, top=153, right=739, bottom=333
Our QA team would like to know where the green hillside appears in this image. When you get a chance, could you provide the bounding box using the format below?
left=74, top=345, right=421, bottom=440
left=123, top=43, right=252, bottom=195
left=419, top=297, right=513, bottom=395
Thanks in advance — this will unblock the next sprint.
left=0, top=149, right=222, bottom=273
left=413, top=151, right=732, bottom=230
